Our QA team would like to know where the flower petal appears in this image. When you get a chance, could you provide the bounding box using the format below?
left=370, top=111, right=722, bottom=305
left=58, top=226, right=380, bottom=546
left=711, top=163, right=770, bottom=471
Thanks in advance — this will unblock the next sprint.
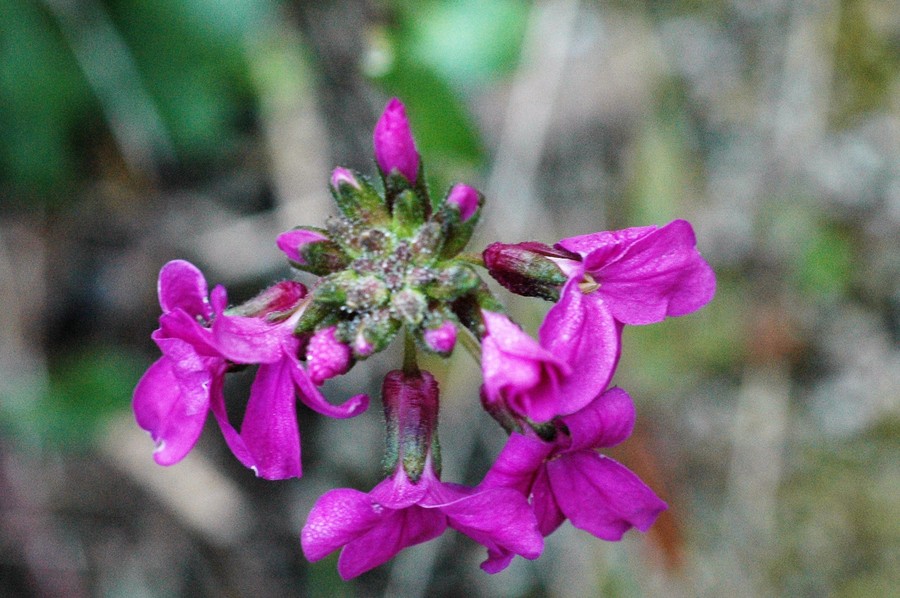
left=338, top=507, right=446, bottom=579
left=132, top=357, right=209, bottom=466
left=531, top=466, right=565, bottom=536
left=481, top=311, right=570, bottom=422
left=556, top=226, right=656, bottom=262
left=559, top=387, right=636, bottom=451
left=593, top=220, right=715, bottom=325
left=538, top=280, right=621, bottom=415
left=481, top=432, right=553, bottom=495
left=436, top=486, right=544, bottom=570
left=547, top=452, right=667, bottom=541
left=212, top=313, right=285, bottom=364
left=301, top=488, right=385, bottom=562
left=237, top=358, right=302, bottom=479
left=288, top=346, right=370, bottom=419
left=157, top=260, right=213, bottom=319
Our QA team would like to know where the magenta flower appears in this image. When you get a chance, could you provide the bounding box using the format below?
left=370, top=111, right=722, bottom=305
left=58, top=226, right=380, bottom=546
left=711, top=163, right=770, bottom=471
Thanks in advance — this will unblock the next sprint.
left=133, top=260, right=231, bottom=468
left=482, top=387, right=666, bottom=548
left=373, top=98, right=420, bottom=183
left=550, top=219, right=716, bottom=326
left=301, top=370, right=542, bottom=578
left=480, top=309, right=619, bottom=422
left=133, top=260, right=368, bottom=480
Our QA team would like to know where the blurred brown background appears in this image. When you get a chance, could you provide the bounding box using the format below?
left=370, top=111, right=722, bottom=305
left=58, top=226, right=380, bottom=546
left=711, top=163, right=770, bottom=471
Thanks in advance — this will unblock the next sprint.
left=0, top=0, right=897, bottom=596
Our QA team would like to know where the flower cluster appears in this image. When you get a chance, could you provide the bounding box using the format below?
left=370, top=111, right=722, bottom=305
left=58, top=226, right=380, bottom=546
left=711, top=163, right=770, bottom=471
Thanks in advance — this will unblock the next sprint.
left=133, top=98, right=715, bottom=578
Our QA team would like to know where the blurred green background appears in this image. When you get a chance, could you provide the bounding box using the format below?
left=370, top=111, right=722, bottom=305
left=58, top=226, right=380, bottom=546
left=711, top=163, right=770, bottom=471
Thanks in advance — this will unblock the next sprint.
left=0, top=0, right=897, bottom=596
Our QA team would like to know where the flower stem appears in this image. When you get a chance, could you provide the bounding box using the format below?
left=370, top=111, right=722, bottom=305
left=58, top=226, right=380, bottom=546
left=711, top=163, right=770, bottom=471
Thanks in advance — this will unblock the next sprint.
left=457, top=327, right=482, bottom=365
left=403, top=328, right=420, bottom=375
left=456, top=252, right=485, bottom=268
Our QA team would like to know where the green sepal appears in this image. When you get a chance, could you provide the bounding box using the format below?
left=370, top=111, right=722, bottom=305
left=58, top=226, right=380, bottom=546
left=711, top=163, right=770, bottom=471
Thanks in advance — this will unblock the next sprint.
left=296, top=240, right=350, bottom=276
left=423, top=263, right=481, bottom=301
left=435, top=188, right=484, bottom=259
left=330, top=170, right=390, bottom=225
left=392, top=189, right=426, bottom=238
left=293, top=301, right=339, bottom=335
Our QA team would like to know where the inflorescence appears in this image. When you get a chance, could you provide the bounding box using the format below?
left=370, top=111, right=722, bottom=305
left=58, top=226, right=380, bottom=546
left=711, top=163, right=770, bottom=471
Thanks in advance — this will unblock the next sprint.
left=133, top=97, right=715, bottom=579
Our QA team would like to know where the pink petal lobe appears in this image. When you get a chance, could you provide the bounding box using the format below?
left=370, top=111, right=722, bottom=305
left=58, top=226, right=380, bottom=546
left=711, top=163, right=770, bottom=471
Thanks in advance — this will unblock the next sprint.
left=132, top=357, right=209, bottom=466
left=338, top=507, right=446, bottom=579
left=238, top=358, right=301, bottom=479
left=481, top=432, right=553, bottom=495
left=288, top=347, right=370, bottom=419
left=531, top=466, right=566, bottom=536
left=212, top=314, right=285, bottom=364
left=557, top=226, right=656, bottom=261
left=438, top=487, right=544, bottom=569
left=547, top=452, right=667, bottom=540
left=538, top=281, right=621, bottom=415
left=593, top=220, right=715, bottom=324
left=301, top=488, right=384, bottom=561
left=560, top=386, right=636, bottom=451
left=157, top=260, right=212, bottom=319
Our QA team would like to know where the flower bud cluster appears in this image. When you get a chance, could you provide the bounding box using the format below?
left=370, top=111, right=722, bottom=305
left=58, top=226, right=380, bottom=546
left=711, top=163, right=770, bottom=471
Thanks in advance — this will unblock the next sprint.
left=133, top=98, right=715, bottom=579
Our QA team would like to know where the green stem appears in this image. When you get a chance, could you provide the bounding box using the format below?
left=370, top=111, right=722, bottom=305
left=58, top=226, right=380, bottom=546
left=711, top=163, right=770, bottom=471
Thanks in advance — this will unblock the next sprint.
left=457, top=327, right=483, bottom=365
left=403, top=328, right=420, bottom=375
left=457, top=252, right=485, bottom=268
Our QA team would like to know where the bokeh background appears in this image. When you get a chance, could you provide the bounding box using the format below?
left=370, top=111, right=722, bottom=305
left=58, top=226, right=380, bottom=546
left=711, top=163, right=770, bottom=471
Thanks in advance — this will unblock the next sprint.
left=1, top=0, right=897, bottom=596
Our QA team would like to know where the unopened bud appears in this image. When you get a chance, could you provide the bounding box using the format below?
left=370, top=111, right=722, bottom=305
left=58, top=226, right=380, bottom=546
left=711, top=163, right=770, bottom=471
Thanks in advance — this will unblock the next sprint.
left=483, top=242, right=571, bottom=301
left=329, top=167, right=389, bottom=224
left=228, top=280, right=306, bottom=321
left=277, top=228, right=329, bottom=264
left=373, top=98, right=420, bottom=184
left=423, top=321, right=457, bottom=355
left=437, top=184, right=484, bottom=259
left=306, top=326, right=352, bottom=385
left=382, top=369, right=440, bottom=482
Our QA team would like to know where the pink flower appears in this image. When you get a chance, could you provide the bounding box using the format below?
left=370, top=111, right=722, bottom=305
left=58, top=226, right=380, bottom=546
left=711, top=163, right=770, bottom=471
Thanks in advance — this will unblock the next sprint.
left=133, top=260, right=230, bottom=468
left=482, top=388, right=666, bottom=561
left=301, top=370, right=542, bottom=578
left=133, top=260, right=368, bottom=480
left=480, top=309, right=620, bottom=422
left=551, top=219, right=716, bottom=326
left=373, top=98, right=420, bottom=183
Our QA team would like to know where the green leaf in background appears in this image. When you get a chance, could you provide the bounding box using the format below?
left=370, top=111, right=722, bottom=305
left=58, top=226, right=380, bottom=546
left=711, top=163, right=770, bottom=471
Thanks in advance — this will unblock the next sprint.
left=0, top=347, right=145, bottom=449
left=0, top=0, right=96, bottom=198
left=400, top=0, right=527, bottom=88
